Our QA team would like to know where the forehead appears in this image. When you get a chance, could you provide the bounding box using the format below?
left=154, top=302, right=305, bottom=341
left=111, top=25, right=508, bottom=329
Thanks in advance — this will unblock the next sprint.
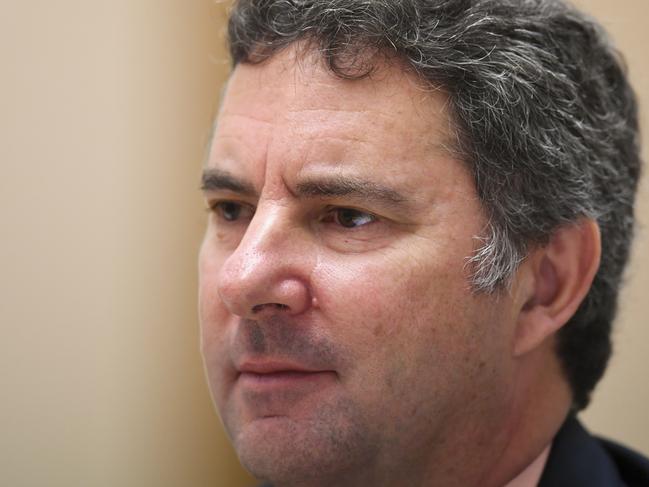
left=222, top=48, right=442, bottom=119
left=214, top=49, right=455, bottom=157
left=207, top=47, right=476, bottom=211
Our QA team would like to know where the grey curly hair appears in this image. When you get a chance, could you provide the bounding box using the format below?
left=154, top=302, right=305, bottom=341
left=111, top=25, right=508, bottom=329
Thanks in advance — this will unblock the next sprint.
left=225, top=0, right=642, bottom=410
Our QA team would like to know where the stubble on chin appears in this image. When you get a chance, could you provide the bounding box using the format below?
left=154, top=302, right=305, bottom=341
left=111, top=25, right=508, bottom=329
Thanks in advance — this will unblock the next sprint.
left=232, top=395, right=380, bottom=487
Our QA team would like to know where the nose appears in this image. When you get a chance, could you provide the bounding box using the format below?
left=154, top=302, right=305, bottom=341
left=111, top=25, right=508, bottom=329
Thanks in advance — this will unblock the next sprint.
left=216, top=206, right=313, bottom=320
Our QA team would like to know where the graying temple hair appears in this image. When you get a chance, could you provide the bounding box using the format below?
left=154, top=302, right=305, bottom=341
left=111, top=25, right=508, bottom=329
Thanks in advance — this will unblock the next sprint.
left=226, top=0, right=642, bottom=410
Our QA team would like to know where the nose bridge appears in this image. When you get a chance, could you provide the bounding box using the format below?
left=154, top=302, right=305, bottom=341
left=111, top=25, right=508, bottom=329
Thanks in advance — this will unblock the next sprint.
left=217, top=202, right=312, bottom=318
left=230, top=202, right=291, bottom=276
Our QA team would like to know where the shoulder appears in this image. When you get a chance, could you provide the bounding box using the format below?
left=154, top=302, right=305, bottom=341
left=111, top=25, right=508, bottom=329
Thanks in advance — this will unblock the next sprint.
left=540, top=415, right=649, bottom=487
left=599, top=436, right=649, bottom=487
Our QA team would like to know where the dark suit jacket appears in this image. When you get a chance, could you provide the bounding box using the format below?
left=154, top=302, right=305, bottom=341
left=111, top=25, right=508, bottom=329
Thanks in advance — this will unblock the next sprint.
left=258, top=416, right=649, bottom=486
left=539, top=415, right=649, bottom=486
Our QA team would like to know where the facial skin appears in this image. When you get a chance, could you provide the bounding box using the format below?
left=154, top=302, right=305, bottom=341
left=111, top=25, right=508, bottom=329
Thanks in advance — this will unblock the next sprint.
left=199, top=48, right=557, bottom=487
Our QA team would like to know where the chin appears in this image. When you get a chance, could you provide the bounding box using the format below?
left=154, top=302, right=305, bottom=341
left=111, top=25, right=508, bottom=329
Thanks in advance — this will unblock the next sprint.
left=232, top=406, right=379, bottom=485
left=235, top=416, right=323, bottom=482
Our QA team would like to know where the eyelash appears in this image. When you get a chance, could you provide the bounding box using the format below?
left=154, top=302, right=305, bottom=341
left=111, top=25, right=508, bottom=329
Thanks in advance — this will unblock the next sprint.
left=208, top=201, right=255, bottom=222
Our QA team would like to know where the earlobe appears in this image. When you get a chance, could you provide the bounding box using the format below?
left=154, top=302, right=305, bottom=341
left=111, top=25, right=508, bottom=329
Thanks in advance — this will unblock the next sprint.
left=513, top=219, right=601, bottom=357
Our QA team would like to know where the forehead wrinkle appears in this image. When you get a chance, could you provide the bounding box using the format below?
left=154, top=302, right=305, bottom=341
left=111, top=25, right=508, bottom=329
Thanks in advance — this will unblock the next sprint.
left=207, top=110, right=274, bottom=168
left=285, top=106, right=389, bottom=117
left=284, top=104, right=455, bottom=160
left=298, top=133, right=375, bottom=150
left=219, top=110, right=275, bottom=126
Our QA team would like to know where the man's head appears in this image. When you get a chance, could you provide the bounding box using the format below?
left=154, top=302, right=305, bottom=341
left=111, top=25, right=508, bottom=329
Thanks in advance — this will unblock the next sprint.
left=199, top=1, right=640, bottom=485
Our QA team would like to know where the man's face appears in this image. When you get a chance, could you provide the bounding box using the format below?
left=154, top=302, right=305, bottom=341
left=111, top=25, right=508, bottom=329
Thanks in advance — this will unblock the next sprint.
left=199, top=49, right=520, bottom=484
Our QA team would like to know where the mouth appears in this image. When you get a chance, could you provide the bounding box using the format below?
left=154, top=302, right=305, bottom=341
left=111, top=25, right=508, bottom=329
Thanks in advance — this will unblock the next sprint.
left=237, top=360, right=337, bottom=389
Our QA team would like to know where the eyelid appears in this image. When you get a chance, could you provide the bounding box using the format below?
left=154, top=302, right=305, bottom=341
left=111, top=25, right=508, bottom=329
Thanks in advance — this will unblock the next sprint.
left=207, top=199, right=256, bottom=221
left=321, top=206, right=380, bottom=228
left=323, top=204, right=376, bottom=214
left=206, top=196, right=255, bottom=209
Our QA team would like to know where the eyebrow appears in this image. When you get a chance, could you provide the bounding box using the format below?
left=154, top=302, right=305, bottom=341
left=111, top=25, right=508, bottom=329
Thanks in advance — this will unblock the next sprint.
left=295, top=176, right=408, bottom=207
left=201, top=168, right=410, bottom=208
left=201, top=168, right=257, bottom=196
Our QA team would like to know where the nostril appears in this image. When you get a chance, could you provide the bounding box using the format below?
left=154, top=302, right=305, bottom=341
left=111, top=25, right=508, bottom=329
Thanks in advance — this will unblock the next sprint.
left=252, top=303, right=290, bottom=314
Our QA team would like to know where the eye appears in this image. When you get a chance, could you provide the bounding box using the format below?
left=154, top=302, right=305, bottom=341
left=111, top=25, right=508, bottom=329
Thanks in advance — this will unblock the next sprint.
left=209, top=201, right=255, bottom=222
left=324, top=207, right=377, bottom=228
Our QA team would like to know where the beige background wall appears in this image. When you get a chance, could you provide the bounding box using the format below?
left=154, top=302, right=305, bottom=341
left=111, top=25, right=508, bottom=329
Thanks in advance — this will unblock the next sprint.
left=0, top=1, right=645, bottom=486
left=573, top=0, right=649, bottom=452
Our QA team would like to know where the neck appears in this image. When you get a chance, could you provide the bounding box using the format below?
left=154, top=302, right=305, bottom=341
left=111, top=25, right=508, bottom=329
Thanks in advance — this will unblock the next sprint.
left=503, top=445, right=551, bottom=487
left=479, top=343, right=572, bottom=487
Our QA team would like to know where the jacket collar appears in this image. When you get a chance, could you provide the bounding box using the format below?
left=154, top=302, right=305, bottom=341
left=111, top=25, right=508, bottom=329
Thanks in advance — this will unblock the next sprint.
left=539, top=415, right=626, bottom=487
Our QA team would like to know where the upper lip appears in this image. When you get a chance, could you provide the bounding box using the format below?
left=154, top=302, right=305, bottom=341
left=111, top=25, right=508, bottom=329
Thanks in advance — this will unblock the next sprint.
left=237, top=359, right=326, bottom=375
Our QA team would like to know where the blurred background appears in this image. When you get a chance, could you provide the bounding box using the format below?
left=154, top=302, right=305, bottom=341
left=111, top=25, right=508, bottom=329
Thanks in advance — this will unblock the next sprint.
left=0, top=1, right=646, bottom=486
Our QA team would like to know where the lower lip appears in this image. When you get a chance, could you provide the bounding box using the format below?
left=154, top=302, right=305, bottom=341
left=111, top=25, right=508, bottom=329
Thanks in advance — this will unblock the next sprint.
left=238, top=370, right=335, bottom=389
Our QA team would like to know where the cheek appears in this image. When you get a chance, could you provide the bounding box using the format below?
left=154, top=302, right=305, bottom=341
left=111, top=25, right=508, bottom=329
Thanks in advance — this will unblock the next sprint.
left=311, top=239, right=499, bottom=382
left=310, top=247, right=496, bottom=436
left=198, top=241, right=240, bottom=413
left=198, top=240, right=230, bottom=355
left=312, top=254, right=458, bottom=405
left=313, top=246, right=471, bottom=342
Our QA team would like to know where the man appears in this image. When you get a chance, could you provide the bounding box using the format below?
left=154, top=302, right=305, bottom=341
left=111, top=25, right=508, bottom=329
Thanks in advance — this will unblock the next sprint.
left=198, top=0, right=648, bottom=485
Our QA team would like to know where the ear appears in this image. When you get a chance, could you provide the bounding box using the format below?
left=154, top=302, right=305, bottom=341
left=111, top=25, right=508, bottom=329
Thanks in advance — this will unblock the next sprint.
left=513, top=219, right=601, bottom=358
